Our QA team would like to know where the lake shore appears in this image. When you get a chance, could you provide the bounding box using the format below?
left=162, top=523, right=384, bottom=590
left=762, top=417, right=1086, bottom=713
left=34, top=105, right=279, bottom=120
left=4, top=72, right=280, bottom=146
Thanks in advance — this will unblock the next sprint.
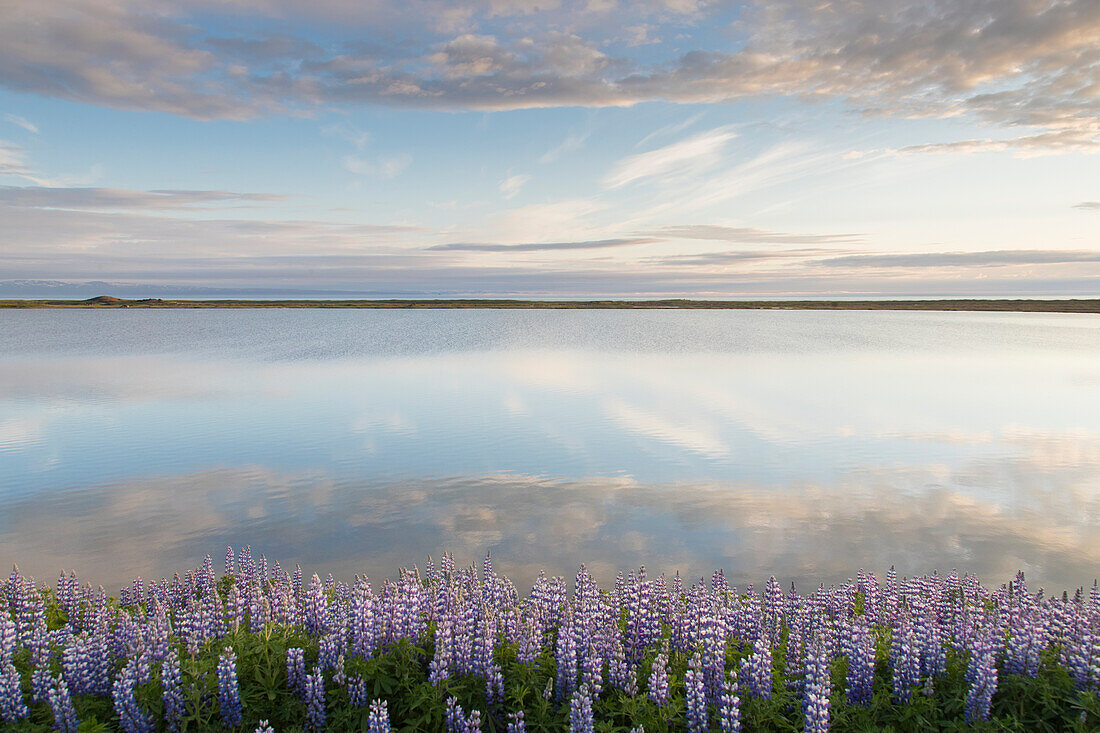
left=4, top=296, right=1100, bottom=312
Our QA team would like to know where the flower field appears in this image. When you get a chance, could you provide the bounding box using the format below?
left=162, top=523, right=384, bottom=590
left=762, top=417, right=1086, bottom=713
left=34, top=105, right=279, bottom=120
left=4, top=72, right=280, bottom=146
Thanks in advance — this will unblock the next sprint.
left=2, top=548, right=1099, bottom=732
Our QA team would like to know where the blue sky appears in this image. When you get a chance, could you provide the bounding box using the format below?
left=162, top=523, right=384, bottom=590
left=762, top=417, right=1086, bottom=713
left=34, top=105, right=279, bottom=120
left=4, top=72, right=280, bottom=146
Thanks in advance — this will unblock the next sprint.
left=1, top=0, right=1098, bottom=297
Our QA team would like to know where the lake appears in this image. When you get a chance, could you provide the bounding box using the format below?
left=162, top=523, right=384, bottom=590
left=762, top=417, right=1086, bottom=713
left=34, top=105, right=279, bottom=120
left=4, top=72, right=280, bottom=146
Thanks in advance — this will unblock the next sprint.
left=2, top=308, right=1099, bottom=592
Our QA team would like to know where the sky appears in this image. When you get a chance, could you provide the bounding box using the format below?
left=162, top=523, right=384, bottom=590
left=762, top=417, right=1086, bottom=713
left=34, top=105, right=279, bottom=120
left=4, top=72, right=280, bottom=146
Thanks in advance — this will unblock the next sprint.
left=0, top=0, right=1098, bottom=298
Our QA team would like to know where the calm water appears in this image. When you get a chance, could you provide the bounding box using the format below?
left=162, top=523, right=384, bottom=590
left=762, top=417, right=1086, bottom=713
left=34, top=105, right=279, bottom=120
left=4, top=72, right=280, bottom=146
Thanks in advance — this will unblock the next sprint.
left=2, top=309, right=1099, bottom=592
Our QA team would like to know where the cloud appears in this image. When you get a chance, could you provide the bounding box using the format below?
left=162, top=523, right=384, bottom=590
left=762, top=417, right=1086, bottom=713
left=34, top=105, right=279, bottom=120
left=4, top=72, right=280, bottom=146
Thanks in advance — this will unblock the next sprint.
left=342, top=153, right=412, bottom=178
left=820, top=250, right=1100, bottom=269
left=429, top=237, right=660, bottom=252
left=603, top=126, right=736, bottom=188
left=3, top=114, right=37, bottom=134
left=648, top=225, right=864, bottom=244
left=0, top=185, right=287, bottom=209
left=0, top=0, right=1092, bottom=149
left=1074, top=202, right=1100, bottom=210
left=539, top=131, right=589, bottom=163
left=498, top=173, right=531, bottom=199
left=0, top=140, right=31, bottom=177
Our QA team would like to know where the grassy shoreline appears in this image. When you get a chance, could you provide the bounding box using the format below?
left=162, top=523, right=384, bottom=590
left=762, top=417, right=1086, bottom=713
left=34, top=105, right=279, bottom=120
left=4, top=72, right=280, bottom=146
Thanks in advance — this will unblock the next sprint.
left=3, top=296, right=1100, bottom=312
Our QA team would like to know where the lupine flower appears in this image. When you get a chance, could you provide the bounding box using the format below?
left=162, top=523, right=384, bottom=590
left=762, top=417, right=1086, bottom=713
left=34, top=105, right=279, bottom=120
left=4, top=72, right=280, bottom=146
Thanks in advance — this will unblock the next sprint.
left=803, top=639, right=832, bottom=733
left=368, top=699, right=390, bottom=733
left=286, top=647, right=306, bottom=697
left=347, top=673, right=368, bottom=707
left=305, top=666, right=326, bottom=731
left=112, top=656, right=153, bottom=733
left=568, top=685, right=594, bottom=733
left=718, top=678, right=740, bottom=733
left=965, top=636, right=1000, bottom=723
left=506, top=711, right=526, bottom=733
left=0, top=658, right=28, bottom=722
left=646, top=647, right=669, bottom=707
left=684, top=654, right=708, bottom=733
left=217, top=647, right=243, bottom=727
left=739, top=636, right=773, bottom=700
left=161, top=650, right=185, bottom=732
left=254, top=721, right=275, bottom=733
left=844, top=620, right=875, bottom=705
left=47, top=674, right=79, bottom=733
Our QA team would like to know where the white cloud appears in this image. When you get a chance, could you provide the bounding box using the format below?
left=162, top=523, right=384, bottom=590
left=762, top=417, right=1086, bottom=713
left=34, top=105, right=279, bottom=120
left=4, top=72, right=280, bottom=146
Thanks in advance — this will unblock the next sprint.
left=499, top=173, right=531, bottom=199
left=342, top=153, right=412, bottom=178
left=603, top=126, right=736, bottom=189
left=3, top=114, right=38, bottom=134
left=539, top=131, right=588, bottom=163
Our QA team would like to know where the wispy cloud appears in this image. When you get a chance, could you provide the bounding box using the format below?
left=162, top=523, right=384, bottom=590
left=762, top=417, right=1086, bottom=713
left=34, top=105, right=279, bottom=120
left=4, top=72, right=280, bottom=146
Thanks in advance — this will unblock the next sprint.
left=820, top=250, right=1100, bottom=269
left=647, top=225, right=864, bottom=245
left=429, top=237, right=660, bottom=252
left=1074, top=202, right=1100, bottom=211
left=3, top=114, right=38, bottom=134
left=603, top=126, right=736, bottom=189
left=0, top=185, right=287, bottom=210
left=499, top=173, right=531, bottom=199
left=539, top=131, right=589, bottom=163
left=342, top=154, right=412, bottom=178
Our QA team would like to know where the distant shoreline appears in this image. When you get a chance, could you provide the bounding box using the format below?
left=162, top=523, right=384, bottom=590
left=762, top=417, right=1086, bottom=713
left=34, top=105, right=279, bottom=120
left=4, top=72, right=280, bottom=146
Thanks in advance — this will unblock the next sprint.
left=3, top=296, right=1100, bottom=312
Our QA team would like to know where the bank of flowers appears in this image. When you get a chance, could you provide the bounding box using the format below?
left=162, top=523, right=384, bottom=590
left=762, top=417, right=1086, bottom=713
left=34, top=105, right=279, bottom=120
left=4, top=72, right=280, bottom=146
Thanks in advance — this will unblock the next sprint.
left=2, top=547, right=1099, bottom=731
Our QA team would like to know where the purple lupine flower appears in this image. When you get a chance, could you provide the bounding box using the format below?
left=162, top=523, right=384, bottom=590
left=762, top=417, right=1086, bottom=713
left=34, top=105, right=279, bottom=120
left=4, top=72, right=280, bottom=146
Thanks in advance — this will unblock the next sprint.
left=646, top=646, right=669, bottom=707
left=844, top=620, right=875, bottom=706
left=444, top=696, right=466, bottom=733
left=368, top=699, right=390, bottom=733
left=803, top=639, right=832, bottom=733
left=890, top=624, right=921, bottom=703
left=348, top=674, right=368, bottom=707
left=718, top=678, right=740, bottom=733
left=0, top=658, right=28, bottom=722
left=506, top=711, right=526, bottom=733
left=485, top=663, right=505, bottom=708
left=305, top=666, right=326, bottom=731
left=569, top=685, right=594, bottom=733
left=684, top=654, right=708, bottom=733
left=161, top=650, right=185, bottom=732
left=217, top=647, right=243, bottom=727
left=47, top=674, right=79, bottom=732
left=738, top=636, right=772, bottom=700
left=965, top=639, right=999, bottom=722
left=466, top=710, right=483, bottom=733
left=555, top=612, right=578, bottom=702
left=254, top=721, right=275, bottom=733
left=286, top=647, right=306, bottom=697
left=112, top=656, right=153, bottom=733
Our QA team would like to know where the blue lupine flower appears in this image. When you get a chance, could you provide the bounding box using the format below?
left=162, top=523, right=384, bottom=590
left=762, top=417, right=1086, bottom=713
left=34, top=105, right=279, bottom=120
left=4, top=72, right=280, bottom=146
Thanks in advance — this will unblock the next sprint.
left=568, top=685, right=594, bottom=733
left=684, top=654, right=708, bottom=733
left=161, top=650, right=185, bottom=732
left=803, top=639, right=832, bottom=733
left=217, top=647, right=243, bottom=727
left=0, top=658, right=28, bottom=722
left=47, top=674, right=79, bottom=733
left=112, top=656, right=153, bottom=733
left=506, top=710, right=526, bottom=733
left=286, top=647, right=306, bottom=697
left=646, top=647, right=669, bottom=707
left=368, top=699, right=390, bottom=733
left=718, top=678, right=740, bottom=733
left=305, top=666, right=326, bottom=731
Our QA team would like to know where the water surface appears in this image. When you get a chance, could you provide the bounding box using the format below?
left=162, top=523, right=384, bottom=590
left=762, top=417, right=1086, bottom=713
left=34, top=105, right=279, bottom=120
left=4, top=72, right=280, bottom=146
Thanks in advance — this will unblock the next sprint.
left=2, top=309, right=1099, bottom=591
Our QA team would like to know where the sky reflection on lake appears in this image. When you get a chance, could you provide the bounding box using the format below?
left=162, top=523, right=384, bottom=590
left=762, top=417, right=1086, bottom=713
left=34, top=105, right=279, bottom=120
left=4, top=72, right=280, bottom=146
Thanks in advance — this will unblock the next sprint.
left=2, top=309, right=1099, bottom=592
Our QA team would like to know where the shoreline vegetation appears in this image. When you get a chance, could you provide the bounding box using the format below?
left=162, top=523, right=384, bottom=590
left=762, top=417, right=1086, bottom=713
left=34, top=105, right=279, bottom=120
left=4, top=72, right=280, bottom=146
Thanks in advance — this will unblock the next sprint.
left=2, top=295, right=1100, bottom=312
left=2, top=549, right=1098, bottom=732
